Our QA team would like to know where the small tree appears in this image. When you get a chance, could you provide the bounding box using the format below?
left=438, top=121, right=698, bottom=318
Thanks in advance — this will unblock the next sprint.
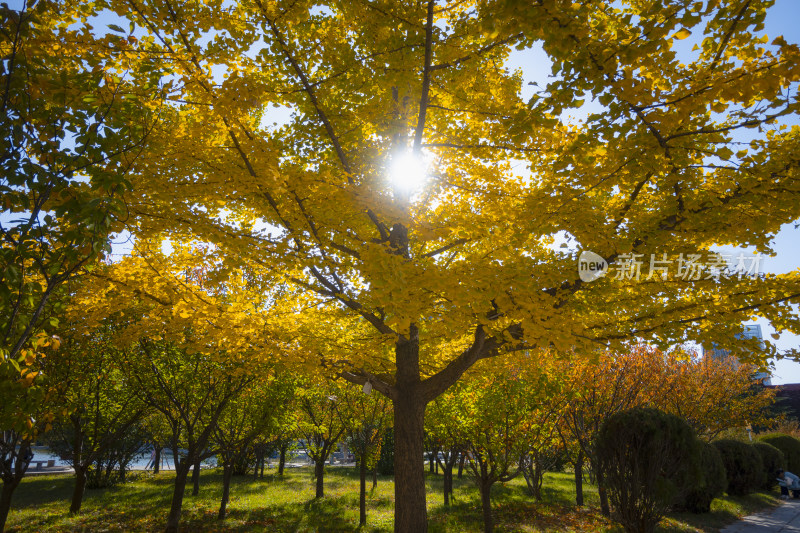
left=41, top=327, right=146, bottom=513
left=213, top=369, right=293, bottom=519
left=443, top=355, right=558, bottom=533
left=297, top=380, right=347, bottom=499
left=519, top=447, right=566, bottom=502
left=126, top=340, right=256, bottom=533
left=426, top=392, right=467, bottom=507
left=561, top=347, right=665, bottom=514
left=339, top=384, right=392, bottom=526
left=597, top=408, right=698, bottom=533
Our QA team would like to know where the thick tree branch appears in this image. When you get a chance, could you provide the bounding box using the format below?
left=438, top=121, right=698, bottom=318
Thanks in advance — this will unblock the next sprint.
left=413, top=0, right=435, bottom=152
left=422, top=238, right=472, bottom=258
left=340, top=370, right=397, bottom=401
left=421, top=323, right=525, bottom=403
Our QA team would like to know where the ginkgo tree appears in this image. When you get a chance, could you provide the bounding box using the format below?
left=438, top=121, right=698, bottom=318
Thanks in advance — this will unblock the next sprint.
left=69, top=244, right=291, bottom=533
left=90, top=0, right=800, bottom=530
left=431, top=354, right=566, bottom=533
left=0, top=1, right=162, bottom=529
left=40, top=323, right=147, bottom=515
left=339, top=382, right=393, bottom=526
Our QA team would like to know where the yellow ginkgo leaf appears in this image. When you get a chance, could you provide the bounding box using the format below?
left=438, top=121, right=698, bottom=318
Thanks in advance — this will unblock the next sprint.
left=674, top=28, right=692, bottom=40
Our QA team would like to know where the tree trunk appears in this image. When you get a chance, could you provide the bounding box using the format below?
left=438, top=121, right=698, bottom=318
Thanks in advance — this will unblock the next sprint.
left=70, top=419, right=84, bottom=515
left=260, top=456, right=265, bottom=478
left=443, top=462, right=452, bottom=506
left=278, top=444, right=286, bottom=476
left=532, top=455, right=543, bottom=501
left=191, top=457, right=201, bottom=496
left=429, top=453, right=435, bottom=474
left=69, top=467, right=87, bottom=514
left=480, top=481, right=493, bottom=533
left=574, top=452, right=584, bottom=507
left=314, top=459, right=325, bottom=498
left=359, top=452, right=367, bottom=526
left=458, top=453, right=465, bottom=479
left=253, top=450, right=263, bottom=480
left=218, top=463, right=233, bottom=520
left=172, top=448, right=180, bottom=474
left=154, top=446, right=162, bottom=474
left=165, top=460, right=192, bottom=533
left=596, top=466, right=610, bottom=517
left=392, top=369, right=427, bottom=533
left=439, top=449, right=457, bottom=507
left=0, top=480, right=18, bottom=532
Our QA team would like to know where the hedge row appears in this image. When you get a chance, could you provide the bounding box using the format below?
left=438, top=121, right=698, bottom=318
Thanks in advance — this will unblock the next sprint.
left=597, top=408, right=800, bottom=533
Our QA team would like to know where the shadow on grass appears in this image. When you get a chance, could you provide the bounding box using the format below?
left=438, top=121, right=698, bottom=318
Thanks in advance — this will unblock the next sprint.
left=4, top=468, right=779, bottom=533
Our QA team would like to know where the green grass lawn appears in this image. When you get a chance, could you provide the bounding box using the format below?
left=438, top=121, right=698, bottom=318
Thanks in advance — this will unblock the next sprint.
left=2, top=466, right=780, bottom=532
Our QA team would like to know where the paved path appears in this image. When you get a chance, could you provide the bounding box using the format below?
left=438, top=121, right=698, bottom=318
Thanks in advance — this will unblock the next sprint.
left=721, top=500, right=800, bottom=532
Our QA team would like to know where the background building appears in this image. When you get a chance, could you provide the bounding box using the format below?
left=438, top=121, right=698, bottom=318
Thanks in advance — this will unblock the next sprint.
left=705, top=324, right=772, bottom=385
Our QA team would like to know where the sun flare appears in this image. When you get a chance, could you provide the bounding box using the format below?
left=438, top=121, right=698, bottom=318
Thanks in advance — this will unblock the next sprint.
left=389, top=152, right=428, bottom=193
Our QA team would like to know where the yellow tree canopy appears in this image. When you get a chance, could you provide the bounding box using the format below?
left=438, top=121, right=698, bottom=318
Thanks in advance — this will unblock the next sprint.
left=100, top=0, right=800, bottom=382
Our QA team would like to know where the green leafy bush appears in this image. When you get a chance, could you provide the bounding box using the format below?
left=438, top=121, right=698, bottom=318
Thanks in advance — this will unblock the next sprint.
left=758, top=434, right=800, bottom=473
left=377, top=428, right=394, bottom=475
left=753, top=441, right=785, bottom=490
left=680, top=441, right=727, bottom=513
left=712, top=439, right=763, bottom=496
left=597, top=408, right=698, bottom=533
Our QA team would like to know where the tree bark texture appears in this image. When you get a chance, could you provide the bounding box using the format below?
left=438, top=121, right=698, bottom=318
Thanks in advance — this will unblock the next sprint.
left=0, top=480, right=19, bottom=532
left=314, top=459, right=325, bottom=498
left=218, top=464, right=233, bottom=520
left=69, top=467, right=87, bottom=514
left=359, top=452, right=367, bottom=525
left=191, top=458, right=201, bottom=496
left=154, top=446, right=162, bottom=474
left=278, top=444, right=287, bottom=476
left=164, top=460, right=192, bottom=533
left=392, top=326, right=428, bottom=533
left=574, top=452, right=584, bottom=507
left=480, top=481, right=494, bottom=533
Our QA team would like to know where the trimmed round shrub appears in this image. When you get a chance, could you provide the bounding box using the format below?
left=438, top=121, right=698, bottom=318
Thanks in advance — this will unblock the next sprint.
left=597, top=408, right=698, bottom=533
left=681, top=441, right=727, bottom=513
left=758, top=433, right=800, bottom=473
left=753, top=442, right=785, bottom=490
left=712, top=439, right=763, bottom=496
